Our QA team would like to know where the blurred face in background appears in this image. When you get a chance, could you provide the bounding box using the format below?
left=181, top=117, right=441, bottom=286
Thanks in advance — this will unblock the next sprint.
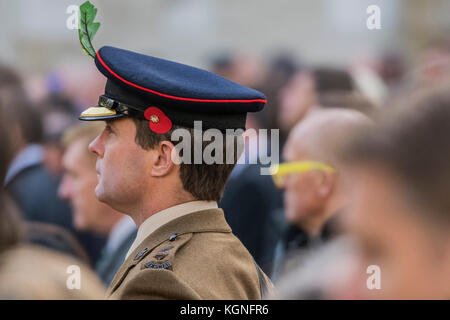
left=281, top=126, right=335, bottom=230
left=344, top=165, right=450, bottom=299
left=279, top=71, right=317, bottom=131
left=59, top=138, right=112, bottom=234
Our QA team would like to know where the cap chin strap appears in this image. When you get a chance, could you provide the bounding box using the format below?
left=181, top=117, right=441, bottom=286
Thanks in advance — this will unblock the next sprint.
left=98, top=95, right=146, bottom=119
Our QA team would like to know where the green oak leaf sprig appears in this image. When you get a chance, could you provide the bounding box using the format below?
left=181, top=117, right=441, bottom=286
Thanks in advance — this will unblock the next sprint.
left=78, top=1, right=101, bottom=59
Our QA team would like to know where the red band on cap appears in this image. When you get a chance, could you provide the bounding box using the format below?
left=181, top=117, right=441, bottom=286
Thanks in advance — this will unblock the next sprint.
left=96, top=50, right=267, bottom=105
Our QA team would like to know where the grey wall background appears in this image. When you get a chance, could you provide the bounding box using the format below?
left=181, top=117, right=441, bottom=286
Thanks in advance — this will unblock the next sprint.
left=0, top=0, right=449, bottom=73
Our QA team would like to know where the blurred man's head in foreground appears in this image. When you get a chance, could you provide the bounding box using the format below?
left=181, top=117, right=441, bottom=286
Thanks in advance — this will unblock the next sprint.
left=343, top=85, right=450, bottom=299
left=278, top=108, right=372, bottom=236
left=59, top=123, right=125, bottom=235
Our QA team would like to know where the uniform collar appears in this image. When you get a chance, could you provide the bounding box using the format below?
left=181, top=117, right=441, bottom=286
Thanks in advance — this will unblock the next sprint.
left=107, top=206, right=231, bottom=296
left=125, top=200, right=218, bottom=259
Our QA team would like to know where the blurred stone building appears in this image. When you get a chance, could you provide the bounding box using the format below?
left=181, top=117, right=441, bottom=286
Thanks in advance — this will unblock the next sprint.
left=0, top=0, right=449, bottom=74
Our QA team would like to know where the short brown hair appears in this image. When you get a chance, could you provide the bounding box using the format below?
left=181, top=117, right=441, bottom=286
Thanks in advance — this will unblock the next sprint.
left=132, top=118, right=241, bottom=202
left=345, top=84, right=450, bottom=225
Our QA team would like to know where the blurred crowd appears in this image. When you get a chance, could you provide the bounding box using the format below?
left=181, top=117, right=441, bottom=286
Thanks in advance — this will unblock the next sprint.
left=1, top=34, right=450, bottom=299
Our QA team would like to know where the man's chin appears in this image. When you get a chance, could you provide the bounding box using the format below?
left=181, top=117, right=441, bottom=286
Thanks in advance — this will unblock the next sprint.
left=94, top=185, right=108, bottom=203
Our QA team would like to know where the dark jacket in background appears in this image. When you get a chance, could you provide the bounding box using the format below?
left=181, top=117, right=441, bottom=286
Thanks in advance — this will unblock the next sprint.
left=271, top=215, right=339, bottom=282
left=26, top=222, right=90, bottom=264
left=7, top=163, right=73, bottom=229
left=5, top=147, right=105, bottom=266
left=96, top=226, right=136, bottom=286
left=220, top=164, right=283, bottom=275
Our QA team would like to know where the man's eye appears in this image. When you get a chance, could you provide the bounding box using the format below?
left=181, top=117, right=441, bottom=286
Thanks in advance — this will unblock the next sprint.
left=105, top=125, right=113, bottom=133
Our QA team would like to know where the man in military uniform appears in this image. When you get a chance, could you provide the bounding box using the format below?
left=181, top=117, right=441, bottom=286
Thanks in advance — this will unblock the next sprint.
left=78, top=46, right=272, bottom=299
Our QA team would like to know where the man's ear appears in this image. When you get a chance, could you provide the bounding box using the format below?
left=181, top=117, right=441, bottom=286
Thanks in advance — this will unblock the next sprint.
left=150, top=140, right=176, bottom=177
left=317, top=171, right=337, bottom=198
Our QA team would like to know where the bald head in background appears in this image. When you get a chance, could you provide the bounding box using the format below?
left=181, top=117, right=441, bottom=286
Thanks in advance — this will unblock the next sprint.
left=282, top=108, right=373, bottom=236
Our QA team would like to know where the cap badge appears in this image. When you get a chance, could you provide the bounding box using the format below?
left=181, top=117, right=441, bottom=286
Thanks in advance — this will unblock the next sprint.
left=144, top=107, right=172, bottom=134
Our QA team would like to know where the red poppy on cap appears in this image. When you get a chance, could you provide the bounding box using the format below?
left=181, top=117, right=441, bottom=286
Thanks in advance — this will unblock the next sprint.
left=144, top=107, right=172, bottom=134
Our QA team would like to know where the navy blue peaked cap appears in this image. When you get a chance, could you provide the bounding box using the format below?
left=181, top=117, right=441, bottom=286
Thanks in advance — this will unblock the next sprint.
left=79, top=46, right=266, bottom=131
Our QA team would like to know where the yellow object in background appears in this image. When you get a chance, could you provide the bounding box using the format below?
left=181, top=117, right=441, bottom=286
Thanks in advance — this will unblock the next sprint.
left=270, top=161, right=336, bottom=188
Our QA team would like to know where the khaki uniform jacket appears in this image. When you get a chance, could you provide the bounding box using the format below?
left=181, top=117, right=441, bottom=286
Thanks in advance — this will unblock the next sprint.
left=106, top=208, right=270, bottom=299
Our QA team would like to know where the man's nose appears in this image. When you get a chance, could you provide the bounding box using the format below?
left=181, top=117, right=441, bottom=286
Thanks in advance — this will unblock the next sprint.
left=88, top=133, right=104, bottom=158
